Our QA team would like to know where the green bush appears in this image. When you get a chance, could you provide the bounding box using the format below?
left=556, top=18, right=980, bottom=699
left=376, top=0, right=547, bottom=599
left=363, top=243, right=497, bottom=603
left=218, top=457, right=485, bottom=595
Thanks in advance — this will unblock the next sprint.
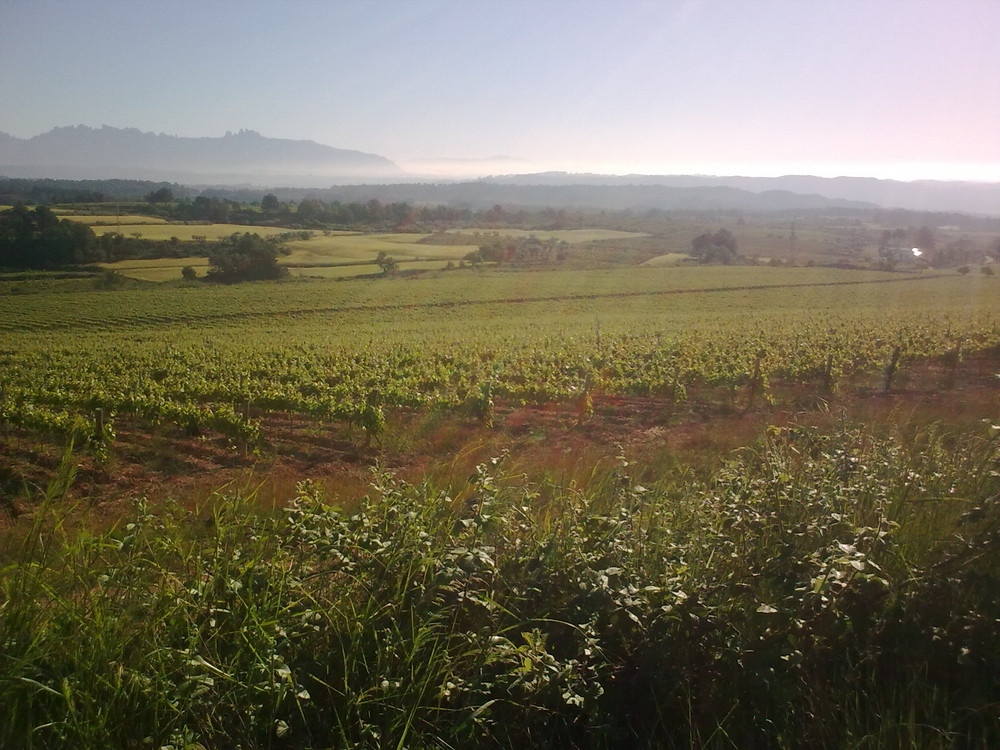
left=2, top=424, right=998, bottom=748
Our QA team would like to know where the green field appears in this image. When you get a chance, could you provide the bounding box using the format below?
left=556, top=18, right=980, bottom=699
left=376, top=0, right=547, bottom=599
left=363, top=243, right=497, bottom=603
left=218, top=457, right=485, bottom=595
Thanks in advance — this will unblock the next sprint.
left=3, top=265, right=973, bottom=334
left=1, top=267, right=996, bottom=425
left=2, top=263, right=999, bottom=749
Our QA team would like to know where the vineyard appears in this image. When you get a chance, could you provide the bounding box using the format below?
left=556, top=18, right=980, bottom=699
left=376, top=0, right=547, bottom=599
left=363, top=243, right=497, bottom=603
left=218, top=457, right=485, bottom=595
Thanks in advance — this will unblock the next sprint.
left=2, top=263, right=1000, bottom=748
left=1, top=266, right=998, bottom=494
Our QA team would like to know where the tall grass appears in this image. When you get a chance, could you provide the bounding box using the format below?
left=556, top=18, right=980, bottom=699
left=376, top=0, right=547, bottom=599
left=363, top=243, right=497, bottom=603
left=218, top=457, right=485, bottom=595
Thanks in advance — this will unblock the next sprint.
left=2, top=422, right=998, bottom=748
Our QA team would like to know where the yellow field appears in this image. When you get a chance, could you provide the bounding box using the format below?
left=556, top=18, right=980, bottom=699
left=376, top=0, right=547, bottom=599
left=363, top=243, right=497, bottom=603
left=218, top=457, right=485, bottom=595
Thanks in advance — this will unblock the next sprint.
left=282, top=233, right=478, bottom=264
left=101, top=255, right=457, bottom=282
left=85, top=223, right=296, bottom=241
left=447, top=229, right=650, bottom=243
left=98, top=231, right=470, bottom=281
left=98, top=257, right=211, bottom=282
left=640, top=253, right=692, bottom=267
left=288, top=259, right=453, bottom=279
left=88, top=225, right=661, bottom=282
left=63, top=214, right=171, bottom=225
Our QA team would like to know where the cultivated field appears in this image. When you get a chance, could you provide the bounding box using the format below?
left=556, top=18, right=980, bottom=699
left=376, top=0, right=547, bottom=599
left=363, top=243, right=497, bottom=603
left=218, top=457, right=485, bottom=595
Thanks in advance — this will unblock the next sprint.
left=85, top=227, right=670, bottom=281
left=446, top=228, right=651, bottom=243
left=1, top=265, right=972, bottom=334
left=1, top=266, right=996, bottom=472
left=282, top=232, right=478, bottom=264
left=59, top=213, right=171, bottom=225
left=1, top=263, right=998, bottom=749
left=82, top=222, right=295, bottom=241
left=91, top=230, right=482, bottom=280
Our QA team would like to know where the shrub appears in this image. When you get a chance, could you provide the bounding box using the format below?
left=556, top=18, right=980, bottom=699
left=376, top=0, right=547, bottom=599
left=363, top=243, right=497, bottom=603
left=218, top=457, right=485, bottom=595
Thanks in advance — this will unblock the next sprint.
left=2, top=424, right=998, bottom=748
left=94, top=268, right=127, bottom=289
left=206, top=233, right=287, bottom=282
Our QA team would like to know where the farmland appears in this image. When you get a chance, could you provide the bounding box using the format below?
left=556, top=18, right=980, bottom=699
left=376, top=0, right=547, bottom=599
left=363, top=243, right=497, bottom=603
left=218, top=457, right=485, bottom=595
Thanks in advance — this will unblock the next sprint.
left=1, top=261, right=999, bottom=749
left=84, top=222, right=295, bottom=241
left=80, top=227, right=655, bottom=281
left=56, top=213, right=171, bottom=225
left=40, top=200, right=1000, bottom=285
left=1, top=264, right=997, bottom=505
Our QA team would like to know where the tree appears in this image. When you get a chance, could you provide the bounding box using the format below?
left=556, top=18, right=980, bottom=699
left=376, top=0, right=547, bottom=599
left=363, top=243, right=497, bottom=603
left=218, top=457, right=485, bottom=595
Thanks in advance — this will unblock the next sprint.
left=691, top=228, right=739, bottom=264
left=877, top=229, right=892, bottom=257
left=206, top=233, right=287, bottom=282
left=145, top=186, right=174, bottom=204
left=297, top=199, right=324, bottom=225
left=0, top=205, right=98, bottom=269
left=181, top=265, right=198, bottom=281
left=95, top=268, right=127, bottom=289
left=261, top=193, right=280, bottom=213
left=914, top=225, right=936, bottom=252
left=375, top=251, right=399, bottom=276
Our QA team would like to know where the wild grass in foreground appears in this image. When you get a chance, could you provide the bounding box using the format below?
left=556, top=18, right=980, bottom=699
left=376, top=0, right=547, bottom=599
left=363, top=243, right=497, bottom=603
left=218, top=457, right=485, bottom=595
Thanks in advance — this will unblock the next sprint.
left=1, top=423, right=999, bottom=749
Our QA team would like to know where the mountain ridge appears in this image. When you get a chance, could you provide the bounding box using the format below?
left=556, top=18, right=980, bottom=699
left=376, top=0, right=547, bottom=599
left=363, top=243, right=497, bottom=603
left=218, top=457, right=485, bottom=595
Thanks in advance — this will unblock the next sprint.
left=0, top=125, right=404, bottom=184
left=1, top=126, right=998, bottom=214
left=480, top=172, right=1000, bottom=215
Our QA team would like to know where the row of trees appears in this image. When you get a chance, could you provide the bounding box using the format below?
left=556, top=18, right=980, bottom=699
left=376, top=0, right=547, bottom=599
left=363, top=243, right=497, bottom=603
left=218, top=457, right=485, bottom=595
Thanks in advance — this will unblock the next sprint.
left=688, top=225, right=1000, bottom=268
left=874, top=225, right=1000, bottom=268
left=0, top=205, right=214, bottom=269
left=0, top=205, right=100, bottom=269
left=148, top=195, right=438, bottom=230
left=0, top=204, right=283, bottom=282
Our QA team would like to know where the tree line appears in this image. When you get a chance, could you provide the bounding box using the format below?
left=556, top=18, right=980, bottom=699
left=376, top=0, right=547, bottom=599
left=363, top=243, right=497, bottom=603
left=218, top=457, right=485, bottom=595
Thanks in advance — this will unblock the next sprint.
left=0, top=205, right=100, bottom=268
left=0, top=205, right=285, bottom=282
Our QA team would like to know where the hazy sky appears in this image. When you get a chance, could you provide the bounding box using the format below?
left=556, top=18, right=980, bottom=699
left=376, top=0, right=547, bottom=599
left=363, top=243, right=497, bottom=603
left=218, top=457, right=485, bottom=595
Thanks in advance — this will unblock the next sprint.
left=2, top=0, right=998, bottom=180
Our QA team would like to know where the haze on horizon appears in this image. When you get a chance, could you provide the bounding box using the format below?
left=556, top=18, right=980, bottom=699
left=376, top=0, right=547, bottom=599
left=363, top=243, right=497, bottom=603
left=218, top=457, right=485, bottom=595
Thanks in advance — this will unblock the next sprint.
left=1, top=0, right=998, bottom=183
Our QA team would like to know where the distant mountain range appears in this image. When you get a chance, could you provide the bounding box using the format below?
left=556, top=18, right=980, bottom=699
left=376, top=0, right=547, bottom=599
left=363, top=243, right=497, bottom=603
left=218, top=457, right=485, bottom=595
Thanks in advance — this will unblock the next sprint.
left=1, top=126, right=998, bottom=215
left=481, top=173, right=1000, bottom=216
left=0, top=125, right=404, bottom=184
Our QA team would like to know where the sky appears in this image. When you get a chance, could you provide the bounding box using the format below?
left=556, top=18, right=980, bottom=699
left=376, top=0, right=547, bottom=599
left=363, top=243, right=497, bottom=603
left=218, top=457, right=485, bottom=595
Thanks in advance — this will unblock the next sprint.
left=2, top=0, right=999, bottom=181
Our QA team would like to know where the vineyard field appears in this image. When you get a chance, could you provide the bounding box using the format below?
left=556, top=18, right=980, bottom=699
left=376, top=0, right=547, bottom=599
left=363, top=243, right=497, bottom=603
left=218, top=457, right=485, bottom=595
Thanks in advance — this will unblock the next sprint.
left=2, top=262, right=999, bottom=748
left=0, top=266, right=961, bottom=333
left=2, top=266, right=997, bottom=482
